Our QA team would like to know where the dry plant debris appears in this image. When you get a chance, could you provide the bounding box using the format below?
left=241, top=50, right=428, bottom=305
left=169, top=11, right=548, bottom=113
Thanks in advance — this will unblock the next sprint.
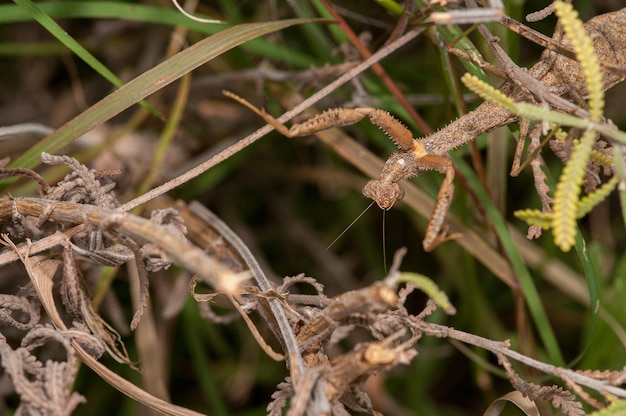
left=2, top=166, right=626, bottom=413
left=1, top=1, right=626, bottom=416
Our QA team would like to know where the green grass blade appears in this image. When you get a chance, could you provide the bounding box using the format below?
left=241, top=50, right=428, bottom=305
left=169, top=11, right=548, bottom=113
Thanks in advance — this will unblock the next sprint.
left=0, top=2, right=316, bottom=67
left=453, top=153, right=565, bottom=365
left=569, top=232, right=600, bottom=364
left=11, top=0, right=162, bottom=116
left=436, top=24, right=490, bottom=82
left=182, top=300, right=229, bottom=416
left=2, top=18, right=322, bottom=185
left=12, top=0, right=130, bottom=90
left=0, top=1, right=225, bottom=27
left=615, top=147, right=626, bottom=229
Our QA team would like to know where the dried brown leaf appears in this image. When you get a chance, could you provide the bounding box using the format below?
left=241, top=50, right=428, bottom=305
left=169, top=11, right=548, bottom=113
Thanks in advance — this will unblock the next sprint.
left=483, top=391, right=540, bottom=416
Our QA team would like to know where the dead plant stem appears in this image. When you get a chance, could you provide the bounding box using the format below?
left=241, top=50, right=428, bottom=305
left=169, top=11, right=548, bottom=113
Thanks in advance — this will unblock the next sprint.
left=421, top=321, right=626, bottom=398
left=2, top=198, right=243, bottom=294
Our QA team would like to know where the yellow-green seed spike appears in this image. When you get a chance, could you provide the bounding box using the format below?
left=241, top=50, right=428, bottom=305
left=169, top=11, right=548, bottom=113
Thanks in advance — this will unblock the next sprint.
left=460, top=73, right=516, bottom=112
left=551, top=1, right=605, bottom=251
left=553, top=1, right=604, bottom=122
left=552, top=129, right=596, bottom=251
left=514, top=209, right=553, bottom=229
left=577, top=177, right=619, bottom=218
left=589, top=150, right=614, bottom=168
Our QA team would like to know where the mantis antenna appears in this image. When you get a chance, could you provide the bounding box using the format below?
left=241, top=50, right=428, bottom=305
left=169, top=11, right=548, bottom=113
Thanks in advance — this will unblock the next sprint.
left=326, top=201, right=375, bottom=251
left=382, top=209, right=387, bottom=273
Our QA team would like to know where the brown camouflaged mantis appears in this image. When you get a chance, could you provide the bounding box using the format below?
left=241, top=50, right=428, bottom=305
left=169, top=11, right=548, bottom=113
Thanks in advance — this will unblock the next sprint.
left=225, top=7, right=626, bottom=252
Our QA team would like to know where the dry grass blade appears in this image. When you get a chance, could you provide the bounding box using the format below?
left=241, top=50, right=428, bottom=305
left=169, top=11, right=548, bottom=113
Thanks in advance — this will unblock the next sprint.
left=73, top=345, right=205, bottom=416
left=1, top=236, right=64, bottom=329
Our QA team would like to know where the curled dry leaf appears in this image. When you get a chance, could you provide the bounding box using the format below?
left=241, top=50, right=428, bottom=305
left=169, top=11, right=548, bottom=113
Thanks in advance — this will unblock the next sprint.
left=483, top=391, right=540, bottom=416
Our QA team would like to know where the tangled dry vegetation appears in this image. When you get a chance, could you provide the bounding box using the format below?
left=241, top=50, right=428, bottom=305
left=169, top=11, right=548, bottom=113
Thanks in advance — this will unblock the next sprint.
left=2, top=1, right=626, bottom=415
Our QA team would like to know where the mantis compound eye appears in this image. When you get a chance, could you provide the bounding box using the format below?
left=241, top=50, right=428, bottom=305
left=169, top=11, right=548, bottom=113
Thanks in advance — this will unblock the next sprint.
left=362, top=180, right=405, bottom=210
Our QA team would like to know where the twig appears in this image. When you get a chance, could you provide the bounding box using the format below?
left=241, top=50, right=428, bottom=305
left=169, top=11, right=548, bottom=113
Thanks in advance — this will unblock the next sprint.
left=0, top=168, right=50, bottom=193
left=419, top=320, right=626, bottom=398
left=191, top=62, right=359, bottom=88
left=1, top=197, right=246, bottom=295
left=0, top=123, right=54, bottom=141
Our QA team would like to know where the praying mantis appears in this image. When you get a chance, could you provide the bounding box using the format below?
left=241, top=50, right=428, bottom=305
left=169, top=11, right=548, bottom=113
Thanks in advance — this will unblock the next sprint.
left=225, top=7, right=626, bottom=252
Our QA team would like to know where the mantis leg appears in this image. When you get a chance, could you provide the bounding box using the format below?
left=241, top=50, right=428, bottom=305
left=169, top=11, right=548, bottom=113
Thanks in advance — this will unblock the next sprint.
left=419, top=154, right=461, bottom=251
